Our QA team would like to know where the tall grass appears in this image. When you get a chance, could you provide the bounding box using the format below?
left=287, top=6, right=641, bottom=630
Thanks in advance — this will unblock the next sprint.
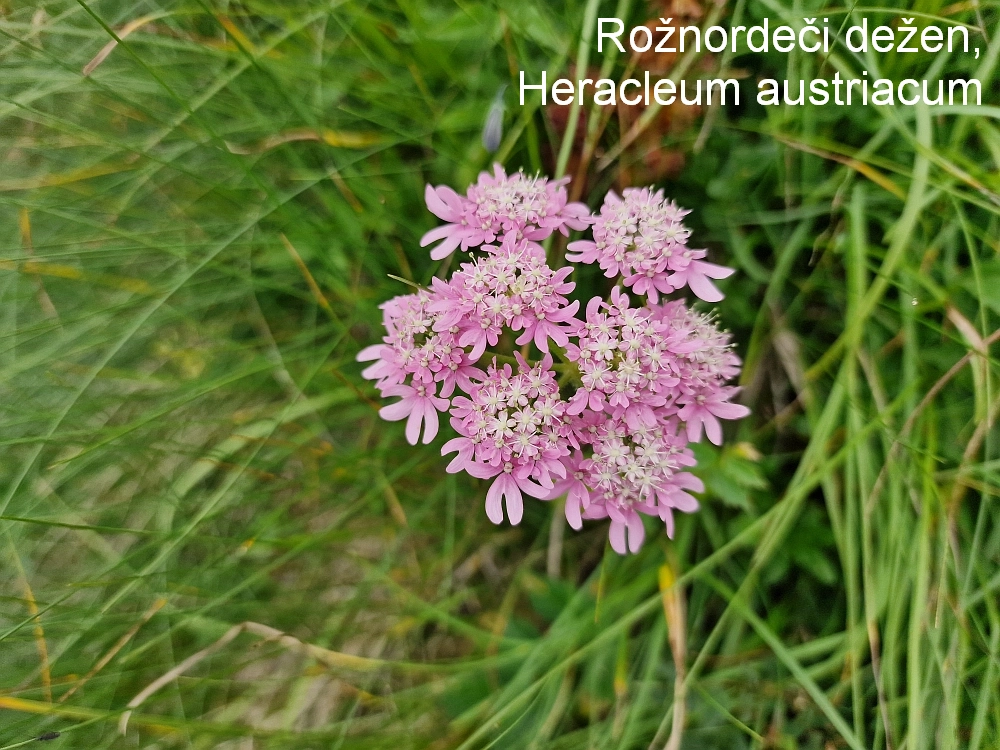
left=1, top=1, right=998, bottom=748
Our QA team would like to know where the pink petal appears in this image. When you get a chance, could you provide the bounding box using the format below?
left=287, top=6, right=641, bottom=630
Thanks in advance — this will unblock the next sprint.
left=425, top=184, right=465, bottom=221
left=523, top=226, right=553, bottom=241
left=421, top=401, right=439, bottom=444
left=468, top=333, right=488, bottom=361
left=708, top=401, right=751, bottom=420
left=404, top=404, right=424, bottom=445
left=516, top=475, right=549, bottom=499
left=675, top=473, right=705, bottom=494
left=381, top=384, right=413, bottom=398
left=441, top=437, right=472, bottom=472
left=542, top=478, right=570, bottom=501
left=504, top=476, right=524, bottom=525
left=565, top=491, right=583, bottom=530
left=671, top=491, right=700, bottom=513
left=566, top=393, right=587, bottom=416
left=467, top=461, right=502, bottom=480
left=695, top=260, right=736, bottom=279
left=626, top=512, right=645, bottom=553
left=361, top=360, right=389, bottom=381
left=533, top=325, right=550, bottom=353
left=609, top=520, right=627, bottom=555
left=379, top=399, right=413, bottom=422
left=356, top=344, right=384, bottom=362
left=687, top=272, right=724, bottom=302
left=685, top=415, right=704, bottom=443
left=485, top=477, right=505, bottom=524
left=565, top=240, right=598, bottom=263
left=419, top=224, right=455, bottom=247
left=588, top=391, right=606, bottom=412
left=514, top=326, right=533, bottom=349
left=607, top=502, right=628, bottom=525
left=429, top=233, right=463, bottom=261
left=424, top=184, right=445, bottom=217
left=704, top=414, right=723, bottom=445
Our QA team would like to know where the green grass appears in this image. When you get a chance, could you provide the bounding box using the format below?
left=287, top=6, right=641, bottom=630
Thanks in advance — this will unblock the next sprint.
left=1, top=0, right=999, bottom=747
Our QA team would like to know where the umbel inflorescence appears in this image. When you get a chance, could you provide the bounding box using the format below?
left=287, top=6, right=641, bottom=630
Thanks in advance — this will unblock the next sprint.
left=358, top=165, right=748, bottom=554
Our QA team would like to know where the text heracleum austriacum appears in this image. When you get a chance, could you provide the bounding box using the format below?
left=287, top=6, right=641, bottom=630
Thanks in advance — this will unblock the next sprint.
left=519, top=16, right=984, bottom=108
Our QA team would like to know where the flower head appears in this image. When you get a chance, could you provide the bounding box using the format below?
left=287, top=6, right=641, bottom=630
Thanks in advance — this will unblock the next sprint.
left=430, top=236, right=579, bottom=358
left=363, top=174, right=751, bottom=553
left=547, top=415, right=702, bottom=553
left=377, top=383, right=450, bottom=446
left=421, top=164, right=590, bottom=259
left=651, top=301, right=749, bottom=445
left=567, top=187, right=734, bottom=303
left=442, top=354, right=571, bottom=525
left=357, top=289, right=480, bottom=444
left=565, top=287, right=689, bottom=425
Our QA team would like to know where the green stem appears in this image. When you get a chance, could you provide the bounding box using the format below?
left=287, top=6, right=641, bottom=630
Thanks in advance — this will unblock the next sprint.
left=554, top=0, right=601, bottom=180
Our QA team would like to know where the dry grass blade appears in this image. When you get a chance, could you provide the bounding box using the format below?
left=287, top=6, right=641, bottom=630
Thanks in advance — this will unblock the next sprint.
left=82, top=14, right=164, bottom=76
left=7, top=537, right=52, bottom=703
left=226, top=129, right=381, bottom=154
left=659, top=562, right=687, bottom=750
left=119, top=621, right=393, bottom=734
left=279, top=234, right=335, bottom=319
left=59, top=598, right=167, bottom=703
left=17, top=208, right=58, bottom=321
left=771, top=132, right=906, bottom=200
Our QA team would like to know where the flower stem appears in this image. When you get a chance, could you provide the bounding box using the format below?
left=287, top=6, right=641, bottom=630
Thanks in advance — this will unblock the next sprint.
left=554, top=0, right=601, bottom=180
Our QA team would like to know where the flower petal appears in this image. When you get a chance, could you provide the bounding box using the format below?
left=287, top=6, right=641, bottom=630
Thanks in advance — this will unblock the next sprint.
left=429, top=233, right=463, bottom=261
left=379, top=398, right=413, bottom=422
left=466, top=461, right=502, bottom=480
left=565, top=491, right=583, bottom=530
left=356, top=344, right=384, bottom=362
left=485, top=477, right=505, bottom=524
left=404, top=403, right=424, bottom=445
left=694, top=260, right=735, bottom=279
left=670, top=491, right=700, bottom=513
left=675, top=473, right=705, bottom=494
left=424, top=184, right=461, bottom=221
left=687, top=272, right=724, bottom=302
left=516, top=475, right=549, bottom=499
left=609, top=520, right=627, bottom=555
left=626, top=512, right=645, bottom=553
left=685, top=415, right=704, bottom=443
left=663, top=508, right=676, bottom=539
left=704, top=414, right=723, bottom=445
left=441, top=437, right=472, bottom=472
left=419, top=224, right=455, bottom=247
left=421, top=401, right=439, bottom=444
left=504, top=477, right=524, bottom=525
left=708, top=401, right=751, bottom=420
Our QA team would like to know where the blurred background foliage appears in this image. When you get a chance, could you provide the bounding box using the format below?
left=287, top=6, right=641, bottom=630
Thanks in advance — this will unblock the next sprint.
left=1, top=0, right=999, bottom=747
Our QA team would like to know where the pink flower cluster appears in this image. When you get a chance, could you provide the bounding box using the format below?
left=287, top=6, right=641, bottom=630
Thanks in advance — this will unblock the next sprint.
left=567, top=187, right=735, bottom=304
left=359, top=166, right=749, bottom=554
left=442, top=354, right=571, bottom=526
left=429, top=237, right=578, bottom=358
left=421, top=164, right=590, bottom=259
